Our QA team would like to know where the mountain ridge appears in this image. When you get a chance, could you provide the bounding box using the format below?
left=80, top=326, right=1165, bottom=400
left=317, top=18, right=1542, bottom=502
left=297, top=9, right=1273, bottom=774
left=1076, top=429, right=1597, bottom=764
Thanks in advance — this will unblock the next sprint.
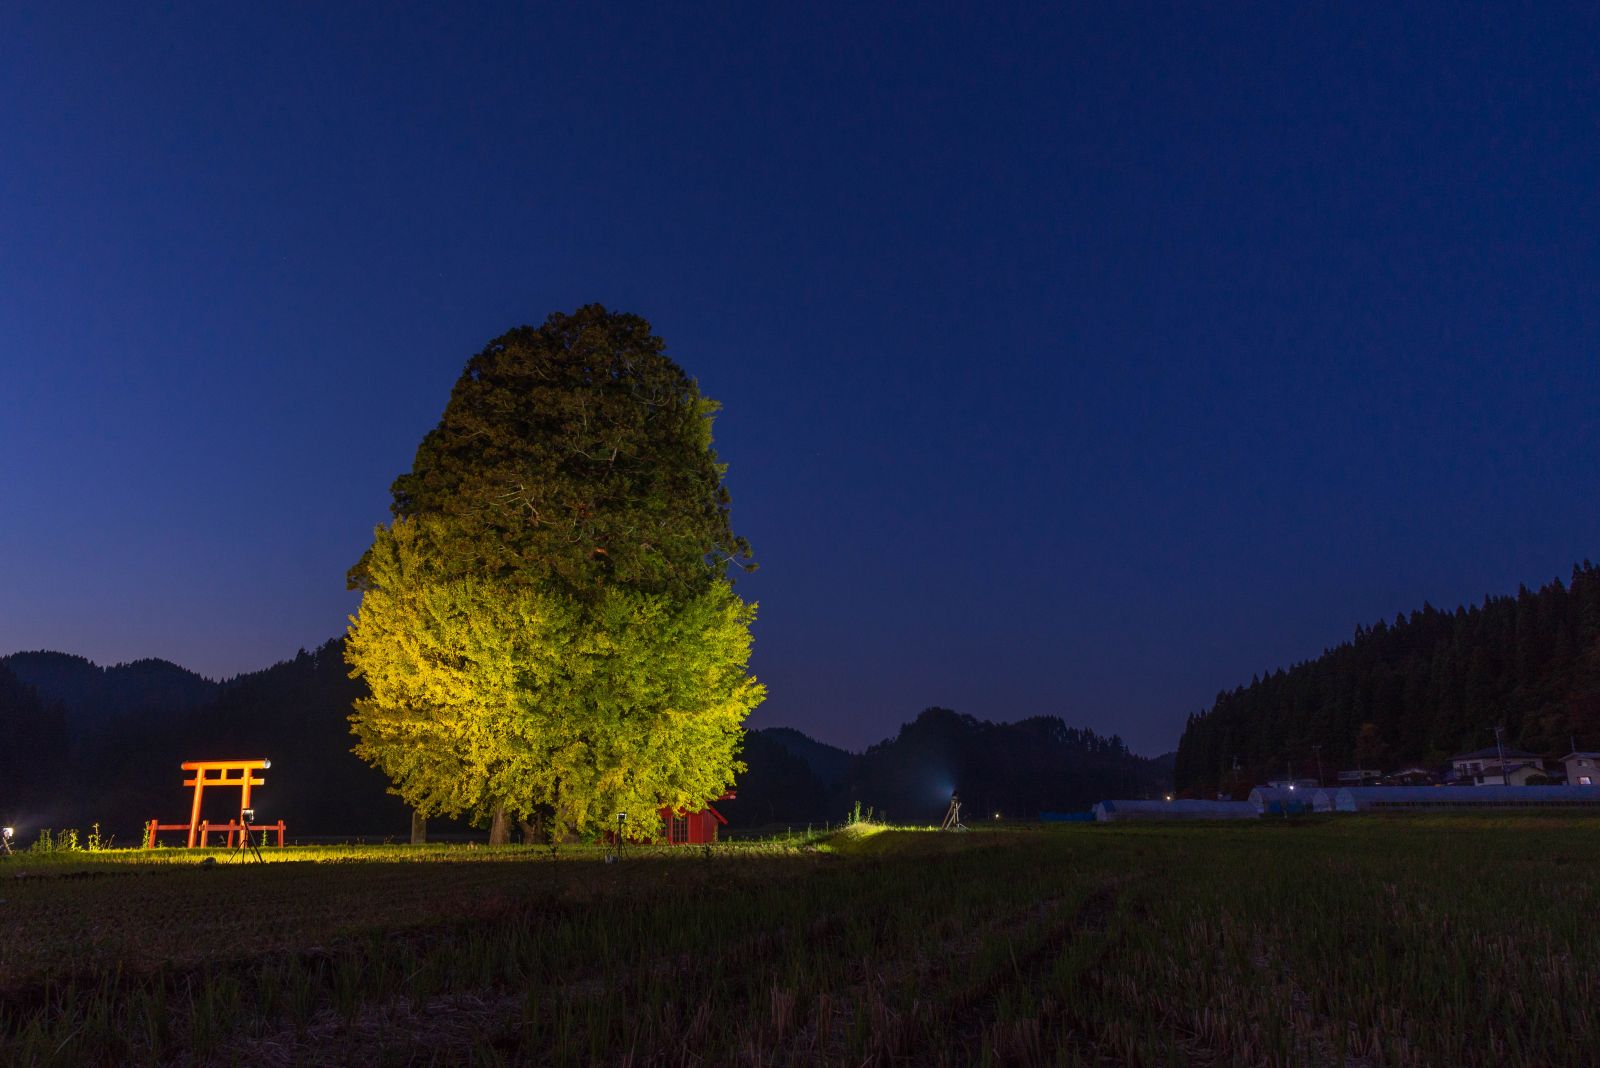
left=3, top=641, right=1173, bottom=837
left=1, top=651, right=218, bottom=728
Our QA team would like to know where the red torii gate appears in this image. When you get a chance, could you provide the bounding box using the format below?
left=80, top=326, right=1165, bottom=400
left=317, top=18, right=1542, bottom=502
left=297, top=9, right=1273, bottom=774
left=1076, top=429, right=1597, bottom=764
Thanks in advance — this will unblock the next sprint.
left=146, top=759, right=285, bottom=848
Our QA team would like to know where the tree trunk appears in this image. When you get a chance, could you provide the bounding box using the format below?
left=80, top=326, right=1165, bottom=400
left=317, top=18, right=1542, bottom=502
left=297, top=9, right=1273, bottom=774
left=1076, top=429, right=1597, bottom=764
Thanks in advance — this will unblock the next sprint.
left=410, top=810, right=427, bottom=845
left=488, top=806, right=511, bottom=845
left=519, top=814, right=544, bottom=845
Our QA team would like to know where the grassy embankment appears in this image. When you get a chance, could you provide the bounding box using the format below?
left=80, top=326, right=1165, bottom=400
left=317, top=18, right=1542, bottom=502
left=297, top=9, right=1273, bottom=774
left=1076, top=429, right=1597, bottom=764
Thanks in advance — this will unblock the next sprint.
left=0, top=815, right=1596, bottom=1066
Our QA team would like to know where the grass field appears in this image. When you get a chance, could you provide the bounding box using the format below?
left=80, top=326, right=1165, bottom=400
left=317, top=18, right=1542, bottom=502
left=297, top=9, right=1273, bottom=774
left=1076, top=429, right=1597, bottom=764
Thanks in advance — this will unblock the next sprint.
left=0, top=815, right=1596, bottom=1066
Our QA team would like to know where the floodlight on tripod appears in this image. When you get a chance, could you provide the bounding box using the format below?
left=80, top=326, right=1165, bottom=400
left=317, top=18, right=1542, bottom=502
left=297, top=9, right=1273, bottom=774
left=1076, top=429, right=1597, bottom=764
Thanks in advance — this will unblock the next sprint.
left=232, top=807, right=265, bottom=863
left=940, top=792, right=967, bottom=832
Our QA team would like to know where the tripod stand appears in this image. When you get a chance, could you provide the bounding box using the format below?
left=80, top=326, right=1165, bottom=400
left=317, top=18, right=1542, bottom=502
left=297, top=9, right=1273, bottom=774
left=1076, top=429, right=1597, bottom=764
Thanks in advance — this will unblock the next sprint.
left=230, top=812, right=265, bottom=863
left=940, top=794, right=967, bottom=831
left=606, top=812, right=628, bottom=863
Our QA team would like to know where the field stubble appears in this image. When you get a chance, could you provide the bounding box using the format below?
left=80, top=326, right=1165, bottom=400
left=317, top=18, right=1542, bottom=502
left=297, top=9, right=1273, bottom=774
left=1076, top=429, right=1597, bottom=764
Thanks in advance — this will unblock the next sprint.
left=0, top=816, right=1595, bottom=1066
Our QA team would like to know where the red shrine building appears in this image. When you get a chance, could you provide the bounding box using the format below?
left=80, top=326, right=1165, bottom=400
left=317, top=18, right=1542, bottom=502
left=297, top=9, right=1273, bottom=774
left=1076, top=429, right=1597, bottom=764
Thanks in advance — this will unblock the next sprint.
left=658, top=792, right=733, bottom=844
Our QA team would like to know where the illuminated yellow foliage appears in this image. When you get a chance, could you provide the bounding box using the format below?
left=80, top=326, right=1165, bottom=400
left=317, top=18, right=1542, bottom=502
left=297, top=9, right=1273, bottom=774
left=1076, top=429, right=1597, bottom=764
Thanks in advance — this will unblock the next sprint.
left=346, top=517, right=762, bottom=836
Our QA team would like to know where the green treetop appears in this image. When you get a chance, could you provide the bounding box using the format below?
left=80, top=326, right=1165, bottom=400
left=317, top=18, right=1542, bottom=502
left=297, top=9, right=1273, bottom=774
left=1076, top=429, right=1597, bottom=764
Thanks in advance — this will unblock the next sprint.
left=350, top=304, right=753, bottom=599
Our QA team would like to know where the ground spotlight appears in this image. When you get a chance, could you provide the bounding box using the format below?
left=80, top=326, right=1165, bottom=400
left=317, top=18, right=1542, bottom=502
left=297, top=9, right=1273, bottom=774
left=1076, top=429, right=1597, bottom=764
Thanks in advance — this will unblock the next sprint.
left=1, top=827, right=11, bottom=856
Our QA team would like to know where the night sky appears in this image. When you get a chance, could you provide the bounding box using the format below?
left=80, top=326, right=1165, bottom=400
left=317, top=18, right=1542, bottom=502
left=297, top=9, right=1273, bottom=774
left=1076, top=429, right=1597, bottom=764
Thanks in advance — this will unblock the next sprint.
left=3, top=6, right=1597, bottom=756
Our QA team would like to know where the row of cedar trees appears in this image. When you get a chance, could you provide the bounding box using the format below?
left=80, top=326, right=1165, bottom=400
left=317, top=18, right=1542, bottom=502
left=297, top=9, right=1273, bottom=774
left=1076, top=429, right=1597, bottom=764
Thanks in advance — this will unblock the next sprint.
left=1175, top=561, right=1600, bottom=796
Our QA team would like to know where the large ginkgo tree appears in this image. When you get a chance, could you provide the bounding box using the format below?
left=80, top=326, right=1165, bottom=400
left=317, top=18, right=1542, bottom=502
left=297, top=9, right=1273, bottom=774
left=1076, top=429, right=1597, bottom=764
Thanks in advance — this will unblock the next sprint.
left=346, top=306, right=762, bottom=841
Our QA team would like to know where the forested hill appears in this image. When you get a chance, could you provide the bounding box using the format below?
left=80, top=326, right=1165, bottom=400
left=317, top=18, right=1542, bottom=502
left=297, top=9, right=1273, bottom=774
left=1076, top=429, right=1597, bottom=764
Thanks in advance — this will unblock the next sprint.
left=1, top=651, right=217, bottom=728
left=1175, top=562, right=1600, bottom=795
left=0, top=642, right=407, bottom=840
left=838, top=708, right=1170, bottom=824
left=2, top=640, right=1172, bottom=837
left=729, top=712, right=1170, bottom=827
left=757, top=727, right=852, bottom=790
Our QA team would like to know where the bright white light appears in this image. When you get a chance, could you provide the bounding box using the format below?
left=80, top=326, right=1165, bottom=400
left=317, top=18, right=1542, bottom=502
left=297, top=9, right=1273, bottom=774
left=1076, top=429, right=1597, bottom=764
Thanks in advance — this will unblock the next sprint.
left=262, top=759, right=272, bottom=769
left=2, top=827, right=11, bottom=839
left=1164, top=795, right=1173, bottom=802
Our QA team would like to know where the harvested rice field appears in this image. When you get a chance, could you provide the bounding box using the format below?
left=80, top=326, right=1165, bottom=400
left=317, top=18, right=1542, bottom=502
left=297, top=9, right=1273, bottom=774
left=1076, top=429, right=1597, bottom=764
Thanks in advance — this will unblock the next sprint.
left=1, top=816, right=1596, bottom=1066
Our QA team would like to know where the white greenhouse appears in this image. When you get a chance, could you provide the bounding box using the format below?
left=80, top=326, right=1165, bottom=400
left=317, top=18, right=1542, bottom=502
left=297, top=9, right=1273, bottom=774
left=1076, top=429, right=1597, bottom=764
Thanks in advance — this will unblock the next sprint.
left=1247, top=786, right=1315, bottom=816
left=1092, top=799, right=1257, bottom=821
left=1331, top=785, right=1600, bottom=813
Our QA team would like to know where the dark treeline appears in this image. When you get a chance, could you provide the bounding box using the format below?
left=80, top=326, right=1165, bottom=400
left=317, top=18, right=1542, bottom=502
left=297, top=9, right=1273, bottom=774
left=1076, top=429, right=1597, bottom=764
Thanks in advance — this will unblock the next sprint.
left=0, top=663, right=72, bottom=824
left=727, top=708, right=1172, bottom=828
left=0, top=643, right=406, bottom=842
left=839, top=708, right=1169, bottom=824
left=2, top=652, right=217, bottom=730
left=1175, top=562, right=1600, bottom=795
left=0, top=644, right=1171, bottom=840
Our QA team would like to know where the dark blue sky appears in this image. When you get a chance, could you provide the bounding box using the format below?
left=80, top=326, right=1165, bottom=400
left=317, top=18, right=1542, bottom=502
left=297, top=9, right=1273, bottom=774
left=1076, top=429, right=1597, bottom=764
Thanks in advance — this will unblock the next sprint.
left=3, top=5, right=1597, bottom=755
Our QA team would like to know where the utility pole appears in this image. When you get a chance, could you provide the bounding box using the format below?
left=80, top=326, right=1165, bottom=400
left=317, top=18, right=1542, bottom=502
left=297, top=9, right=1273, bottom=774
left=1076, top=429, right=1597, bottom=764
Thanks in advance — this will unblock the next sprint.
left=1493, top=725, right=1508, bottom=785
left=1312, top=744, right=1324, bottom=787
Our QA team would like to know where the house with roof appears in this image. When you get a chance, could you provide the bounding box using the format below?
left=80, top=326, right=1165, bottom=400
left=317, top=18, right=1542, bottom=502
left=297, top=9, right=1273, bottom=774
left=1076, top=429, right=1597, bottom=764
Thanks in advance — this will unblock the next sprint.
left=1449, top=747, right=1547, bottom=786
left=1562, top=752, right=1600, bottom=787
